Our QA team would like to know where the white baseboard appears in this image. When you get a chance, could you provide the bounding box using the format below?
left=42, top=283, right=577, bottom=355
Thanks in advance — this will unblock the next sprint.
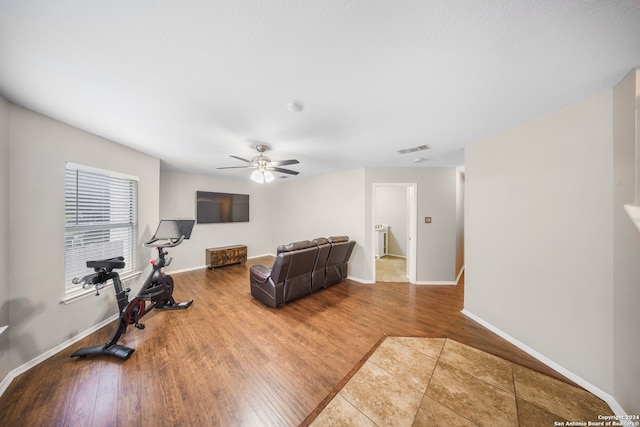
left=386, top=254, right=407, bottom=259
left=0, top=313, right=118, bottom=398
left=461, top=309, right=627, bottom=417
left=415, top=280, right=457, bottom=285
left=166, top=265, right=207, bottom=274
left=249, top=253, right=275, bottom=259
left=414, top=266, right=465, bottom=286
left=167, top=254, right=275, bottom=275
left=347, top=275, right=374, bottom=284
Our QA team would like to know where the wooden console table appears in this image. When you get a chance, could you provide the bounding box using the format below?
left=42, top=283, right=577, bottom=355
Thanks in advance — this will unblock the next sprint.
left=206, top=245, right=247, bottom=269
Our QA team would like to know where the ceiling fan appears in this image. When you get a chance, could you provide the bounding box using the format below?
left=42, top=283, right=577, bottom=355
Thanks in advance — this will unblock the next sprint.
left=217, top=144, right=300, bottom=183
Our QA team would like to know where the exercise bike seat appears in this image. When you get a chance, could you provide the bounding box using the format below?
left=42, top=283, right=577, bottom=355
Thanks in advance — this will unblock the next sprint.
left=86, top=256, right=125, bottom=271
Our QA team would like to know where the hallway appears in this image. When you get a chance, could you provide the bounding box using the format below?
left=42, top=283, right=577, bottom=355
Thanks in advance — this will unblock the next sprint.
left=376, top=255, right=408, bottom=282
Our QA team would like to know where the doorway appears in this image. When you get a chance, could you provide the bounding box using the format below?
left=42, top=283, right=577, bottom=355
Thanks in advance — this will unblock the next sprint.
left=372, top=183, right=417, bottom=283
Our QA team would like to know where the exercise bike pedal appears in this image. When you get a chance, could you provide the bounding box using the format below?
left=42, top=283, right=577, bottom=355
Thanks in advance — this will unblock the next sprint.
left=135, top=323, right=145, bottom=330
left=158, top=299, right=193, bottom=310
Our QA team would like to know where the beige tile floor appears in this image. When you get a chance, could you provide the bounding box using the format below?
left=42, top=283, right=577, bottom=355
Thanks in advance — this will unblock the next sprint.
left=309, top=337, right=613, bottom=427
left=376, top=256, right=408, bottom=282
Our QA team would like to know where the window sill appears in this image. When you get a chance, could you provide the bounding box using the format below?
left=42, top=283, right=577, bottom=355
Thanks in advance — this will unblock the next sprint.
left=624, top=204, right=640, bottom=233
left=60, top=271, right=142, bottom=305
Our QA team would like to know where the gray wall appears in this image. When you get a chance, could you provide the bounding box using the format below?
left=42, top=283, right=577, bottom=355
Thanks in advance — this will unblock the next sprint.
left=612, top=69, right=640, bottom=414
left=365, top=168, right=461, bottom=283
left=465, top=91, right=616, bottom=398
left=268, top=168, right=367, bottom=280
left=158, top=171, right=274, bottom=271
left=158, top=168, right=367, bottom=279
left=4, top=103, right=160, bottom=373
left=0, top=96, right=9, bottom=379
left=159, top=167, right=462, bottom=285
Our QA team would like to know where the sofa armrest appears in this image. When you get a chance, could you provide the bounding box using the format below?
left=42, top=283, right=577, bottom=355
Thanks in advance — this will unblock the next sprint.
left=250, top=265, right=272, bottom=283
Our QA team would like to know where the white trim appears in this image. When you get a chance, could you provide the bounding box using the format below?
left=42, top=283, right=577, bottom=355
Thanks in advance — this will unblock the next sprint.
left=623, top=204, right=640, bottom=233
left=460, top=309, right=627, bottom=417
left=456, top=266, right=465, bottom=283
left=415, top=280, right=457, bottom=285
left=0, top=325, right=7, bottom=335
left=0, top=313, right=118, bottom=398
left=248, top=253, right=274, bottom=259
left=167, top=265, right=208, bottom=275
left=372, top=183, right=418, bottom=284
left=166, top=253, right=274, bottom=275
left=407, top=184, right=418, bottom=284
left=65, top=161, right=139, bottom=182
left=413, top=266, right=464, bottom=286
left=347, top=275, right=374, bottom=284
left=386, top=254, right=407, bottom=259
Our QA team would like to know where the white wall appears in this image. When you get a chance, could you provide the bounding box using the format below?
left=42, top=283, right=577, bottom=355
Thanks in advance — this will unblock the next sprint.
left=365, top=168, right=459, bottom=283
left=268, top=168, right=367, bottom=280
left=0, top=96, right=9, bottom=379
left=612, top=69, right=640, bottom=414
left=158, top=171, right=274, bottom=271
left=374, top=186, right=407, bottom=257
left=6, top=104, right=160, bottom=372
left=465, top=92, right=615, bottom=394
left=0, top=103, right=463, bottom=378
left=159, top=167, right=460, bottom=285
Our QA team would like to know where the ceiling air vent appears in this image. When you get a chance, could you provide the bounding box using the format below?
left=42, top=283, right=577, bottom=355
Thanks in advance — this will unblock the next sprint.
left=397, top=145, right=429, bottom=155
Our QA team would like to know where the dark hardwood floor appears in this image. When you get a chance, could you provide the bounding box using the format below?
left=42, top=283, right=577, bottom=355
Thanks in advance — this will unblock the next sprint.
left=0, top=257, right=574, bottom=426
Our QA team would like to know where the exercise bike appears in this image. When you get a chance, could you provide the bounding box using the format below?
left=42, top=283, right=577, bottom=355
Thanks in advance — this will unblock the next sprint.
left=70, top=219, right=195, bottom=361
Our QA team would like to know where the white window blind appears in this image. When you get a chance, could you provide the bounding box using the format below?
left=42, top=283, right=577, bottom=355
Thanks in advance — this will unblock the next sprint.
left=64, top=163, right=138, bottom=294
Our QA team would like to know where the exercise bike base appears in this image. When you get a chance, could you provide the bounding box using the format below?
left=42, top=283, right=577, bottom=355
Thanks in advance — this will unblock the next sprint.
left=157, top=299, right=193, bottom=310
left=70, top=344, right=135, bottom=360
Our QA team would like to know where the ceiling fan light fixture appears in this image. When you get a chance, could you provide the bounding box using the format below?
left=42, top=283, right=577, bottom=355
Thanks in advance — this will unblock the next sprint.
left=220, top=145, right=299, bottom=182
left=251, top=169, right=275, bottom=183
left=251, top=169, right=264, bottom=183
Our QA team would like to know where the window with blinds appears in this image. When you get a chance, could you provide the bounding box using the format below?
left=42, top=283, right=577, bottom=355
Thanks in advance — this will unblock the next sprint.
left=64, top=162, right=138, bottom=295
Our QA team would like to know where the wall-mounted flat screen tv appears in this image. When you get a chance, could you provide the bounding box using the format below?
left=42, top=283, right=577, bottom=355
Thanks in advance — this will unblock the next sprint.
left=196, top=191, right=250, bottom=223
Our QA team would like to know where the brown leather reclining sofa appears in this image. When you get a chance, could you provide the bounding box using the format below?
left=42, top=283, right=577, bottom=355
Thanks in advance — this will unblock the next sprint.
left=250, top=236, right=356, bottom=307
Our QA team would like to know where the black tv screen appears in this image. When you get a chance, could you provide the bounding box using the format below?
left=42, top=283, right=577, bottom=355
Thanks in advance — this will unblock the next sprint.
left=196, top=191, right=249, bottom=223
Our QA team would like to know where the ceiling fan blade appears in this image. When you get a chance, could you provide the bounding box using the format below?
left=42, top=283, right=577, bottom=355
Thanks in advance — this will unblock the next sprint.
left=216, top=165, right=256, bottom=170
left=269, top=159, right=299, bottom=166
left=268, top=166, right=299, bottom=175
left=229, top=155, right=253, bottom=164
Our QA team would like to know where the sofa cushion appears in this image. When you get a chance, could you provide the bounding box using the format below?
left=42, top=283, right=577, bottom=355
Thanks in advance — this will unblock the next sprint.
left=277, top=240, right=316, bottom=253
left=328, top=235, right=349, bottom=243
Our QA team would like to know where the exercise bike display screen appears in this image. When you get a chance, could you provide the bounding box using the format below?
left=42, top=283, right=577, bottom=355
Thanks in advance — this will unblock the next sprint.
left=153, top=219, right=195, bottom=240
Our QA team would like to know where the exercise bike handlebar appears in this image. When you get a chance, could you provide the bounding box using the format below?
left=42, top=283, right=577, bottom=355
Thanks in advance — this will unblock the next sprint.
left=143, top=234, right=185, bottom=248
left=143, top=219, right=194, bottom=249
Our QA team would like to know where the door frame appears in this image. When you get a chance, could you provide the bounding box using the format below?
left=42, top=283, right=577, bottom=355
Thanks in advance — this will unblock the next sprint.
left=372, top=182, right=417, bottom=283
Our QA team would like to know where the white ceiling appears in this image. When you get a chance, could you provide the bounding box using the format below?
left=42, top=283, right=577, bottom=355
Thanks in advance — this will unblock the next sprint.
left=1, top=1, right=639, bottom=180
